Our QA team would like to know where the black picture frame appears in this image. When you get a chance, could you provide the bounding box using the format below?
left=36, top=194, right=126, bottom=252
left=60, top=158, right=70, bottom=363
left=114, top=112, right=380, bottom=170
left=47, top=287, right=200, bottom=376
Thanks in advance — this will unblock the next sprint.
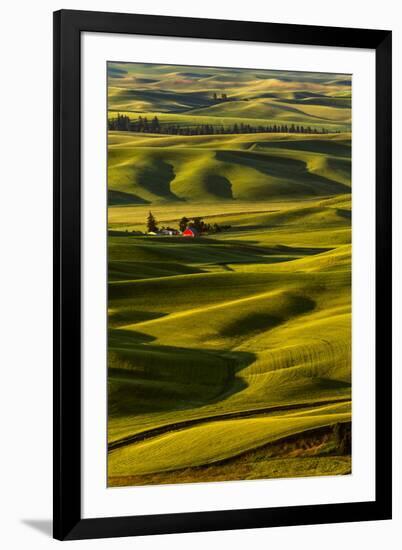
left=53, top=9, right=392, bottom=541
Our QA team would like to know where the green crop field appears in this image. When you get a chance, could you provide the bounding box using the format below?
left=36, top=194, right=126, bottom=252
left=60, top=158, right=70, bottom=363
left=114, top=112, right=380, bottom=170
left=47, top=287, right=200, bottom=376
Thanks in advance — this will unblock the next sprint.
left=107, top=62, right=352, bottom=486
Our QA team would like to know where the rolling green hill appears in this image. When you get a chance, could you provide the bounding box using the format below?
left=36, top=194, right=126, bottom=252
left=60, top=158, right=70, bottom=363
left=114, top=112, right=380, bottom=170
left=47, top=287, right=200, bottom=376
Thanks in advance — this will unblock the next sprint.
left=107, top=62, right=352, bottom=486
left=108, top=132, right=351, bottom=205
left=108, top=63, right=351, bottom=129
left=108, top=196, right=351, bottom=484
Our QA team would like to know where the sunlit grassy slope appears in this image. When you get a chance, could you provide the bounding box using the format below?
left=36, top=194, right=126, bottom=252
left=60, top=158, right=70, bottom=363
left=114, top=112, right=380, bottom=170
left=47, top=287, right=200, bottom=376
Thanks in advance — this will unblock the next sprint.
left=108, top=194, right=351, bottom=484
left=108, top=63, right=351, bottom=129
left=107, top=63, right=351, bottom=486
left=108, top=132, right=350, bottom=205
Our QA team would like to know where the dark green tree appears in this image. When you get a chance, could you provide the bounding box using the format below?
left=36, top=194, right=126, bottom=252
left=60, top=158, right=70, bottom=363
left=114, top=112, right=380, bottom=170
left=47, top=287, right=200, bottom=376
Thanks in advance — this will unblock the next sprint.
left=146, top=211, right=158, bottom=233
left=190, top=217, right=204, bottom=233
left=150, top=116, right=160, bottom=133
left=179, top=216, right=189, bottom=232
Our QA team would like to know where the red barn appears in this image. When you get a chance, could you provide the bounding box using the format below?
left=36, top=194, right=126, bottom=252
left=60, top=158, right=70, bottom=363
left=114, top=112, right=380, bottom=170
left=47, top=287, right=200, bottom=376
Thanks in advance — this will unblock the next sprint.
left=182, top=227, right=199, bottom=237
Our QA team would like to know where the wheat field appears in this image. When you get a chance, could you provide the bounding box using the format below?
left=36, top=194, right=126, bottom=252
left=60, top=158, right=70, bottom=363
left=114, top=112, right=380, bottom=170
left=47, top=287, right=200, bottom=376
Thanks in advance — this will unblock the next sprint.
left=107, top=62, right=352, bottom=486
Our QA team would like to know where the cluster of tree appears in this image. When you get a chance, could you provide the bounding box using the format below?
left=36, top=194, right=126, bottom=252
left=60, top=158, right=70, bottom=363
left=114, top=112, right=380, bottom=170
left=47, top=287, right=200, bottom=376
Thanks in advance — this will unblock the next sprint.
left=109, top=114, right=336, bottom=136
left=212, top=92, right=228, bottom=101
left=146, top=212, right=231, bottom=234
left=178, top=216, right=230, bottom=234
left=108, top=114, right=161, bottom=133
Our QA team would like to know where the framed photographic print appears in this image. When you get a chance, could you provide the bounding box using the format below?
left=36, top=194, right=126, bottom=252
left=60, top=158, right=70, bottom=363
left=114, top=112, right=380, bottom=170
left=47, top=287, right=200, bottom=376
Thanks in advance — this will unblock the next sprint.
left=53, top=9, right=392, bottom=540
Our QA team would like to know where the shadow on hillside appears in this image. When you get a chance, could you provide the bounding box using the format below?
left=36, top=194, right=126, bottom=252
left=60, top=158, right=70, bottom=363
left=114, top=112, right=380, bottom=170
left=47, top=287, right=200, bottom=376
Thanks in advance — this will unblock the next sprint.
left=220, top=294, right=315, bottom=340
left=204, top=174, right=233, bottom=199
left=108, top=189, right=150, bottom=205
left=256, top=138, right=351, bottom=157
left=108, top=310, right=168, bottom=328
left=215, top=149, right=350, bottom=196
left=137, top=158, right=183, bottom=201
left=108, top=332, right=255, bottom=417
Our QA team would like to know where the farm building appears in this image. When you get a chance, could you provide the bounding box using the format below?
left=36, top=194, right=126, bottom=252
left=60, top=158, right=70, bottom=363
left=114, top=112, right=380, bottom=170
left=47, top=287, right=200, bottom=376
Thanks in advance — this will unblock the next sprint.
left=158, top=228, right=180, bottom=236
left=183, top=227, right=200, bottom=237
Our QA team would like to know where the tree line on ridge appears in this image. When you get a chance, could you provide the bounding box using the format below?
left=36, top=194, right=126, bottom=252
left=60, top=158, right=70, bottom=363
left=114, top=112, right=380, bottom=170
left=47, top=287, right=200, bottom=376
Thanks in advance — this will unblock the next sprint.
left=108, top=114, right=337, bottom=135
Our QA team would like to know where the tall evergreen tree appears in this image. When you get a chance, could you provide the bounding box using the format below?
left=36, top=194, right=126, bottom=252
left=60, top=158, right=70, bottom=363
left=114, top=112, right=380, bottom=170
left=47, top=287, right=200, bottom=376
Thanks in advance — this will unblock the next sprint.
left=150, top=116, right=160, bottom=133
left=146, top=211, right=158, bottom=233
